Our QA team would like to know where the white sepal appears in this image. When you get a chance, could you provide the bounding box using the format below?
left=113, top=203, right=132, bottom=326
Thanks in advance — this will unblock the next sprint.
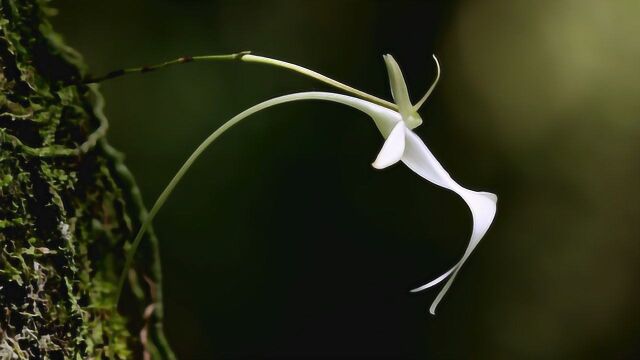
left=383, top=54, right=414, bottom=119
left=372, top=121, right=406, bottom=169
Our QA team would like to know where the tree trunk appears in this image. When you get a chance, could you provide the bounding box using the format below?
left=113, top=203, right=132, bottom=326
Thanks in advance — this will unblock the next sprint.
left=0, top=0, right=174, bottom=358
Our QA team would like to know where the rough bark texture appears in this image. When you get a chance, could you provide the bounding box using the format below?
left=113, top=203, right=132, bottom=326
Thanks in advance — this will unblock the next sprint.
left=0, top=0, right=174, bottom=358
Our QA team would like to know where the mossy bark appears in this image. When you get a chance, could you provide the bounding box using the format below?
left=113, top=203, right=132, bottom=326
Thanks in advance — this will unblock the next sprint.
left=0, top=0, right=174, bottom=358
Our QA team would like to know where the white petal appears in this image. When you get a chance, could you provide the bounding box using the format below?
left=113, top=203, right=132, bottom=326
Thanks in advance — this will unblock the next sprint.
left=400, top=129, right=454, bottom=189
left=372, top=121, right=406, bottom=169
left=401, top=129, right=497, bottom=314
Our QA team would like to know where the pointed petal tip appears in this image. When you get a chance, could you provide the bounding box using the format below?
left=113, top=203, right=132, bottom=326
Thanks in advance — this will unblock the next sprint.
left=482, top=192, right=498, bottom=203
left=409, top=282, right=438, bottom=293
left=371, top=121, right=406, bottom=169
left=371, top=160, right=389, bottom=170
left=371, top=157, right=401, bottom=170
left=382, top=54, right=400, bottom=68
left=409, top=266, right=456, bottom=293
left=429, top=293, right=446, bottom=315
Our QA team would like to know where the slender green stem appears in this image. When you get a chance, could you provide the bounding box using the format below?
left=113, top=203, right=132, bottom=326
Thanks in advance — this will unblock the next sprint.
left=239, top=54, right=397, bottom=110
left=84, top=51, right=397, bottom=111
left=115, top=91, right=395, bottom=304
left=83, top=53, right=245, bottom=83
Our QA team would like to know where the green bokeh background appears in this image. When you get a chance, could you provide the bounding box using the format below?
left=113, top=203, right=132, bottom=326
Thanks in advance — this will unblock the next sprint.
left=54, top=0, right=639, bottom=358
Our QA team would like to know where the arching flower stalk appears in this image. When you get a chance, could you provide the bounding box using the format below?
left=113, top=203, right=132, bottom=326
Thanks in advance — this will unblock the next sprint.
left=115, top=54, right=497, bottom=315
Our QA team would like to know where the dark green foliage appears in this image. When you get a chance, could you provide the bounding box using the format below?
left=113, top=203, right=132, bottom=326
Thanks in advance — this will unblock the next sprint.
left=0, top=0, right=173, bottom=358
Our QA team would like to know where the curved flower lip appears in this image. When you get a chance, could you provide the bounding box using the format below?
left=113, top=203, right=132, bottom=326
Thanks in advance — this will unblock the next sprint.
left=401, top=128, right=497, bottom=314
left=374, top=54, right=497, bottom=314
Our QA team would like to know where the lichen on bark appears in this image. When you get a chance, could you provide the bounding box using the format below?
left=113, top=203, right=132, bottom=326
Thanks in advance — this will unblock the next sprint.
left=0, top=0, right=174, bottom=358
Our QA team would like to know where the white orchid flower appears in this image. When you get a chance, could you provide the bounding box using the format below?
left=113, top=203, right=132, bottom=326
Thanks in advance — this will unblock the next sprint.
left=117, top=54, right=497, bottom=314
left=369, top=55, right=498, bottom=314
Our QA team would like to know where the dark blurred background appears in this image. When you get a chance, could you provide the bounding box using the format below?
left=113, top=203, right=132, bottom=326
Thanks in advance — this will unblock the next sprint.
left=53, top=0, right=639, bottom=358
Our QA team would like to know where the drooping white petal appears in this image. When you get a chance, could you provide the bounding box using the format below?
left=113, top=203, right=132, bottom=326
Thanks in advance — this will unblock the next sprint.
left=383, top=54, right=414, bottom=119
left=372, top=121, right=406, bottom=169
left=402, top=129, right=497, bottom=314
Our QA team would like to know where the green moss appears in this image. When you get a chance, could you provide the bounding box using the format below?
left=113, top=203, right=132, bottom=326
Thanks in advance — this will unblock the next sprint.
left=0, top=0, right=174, bottom=358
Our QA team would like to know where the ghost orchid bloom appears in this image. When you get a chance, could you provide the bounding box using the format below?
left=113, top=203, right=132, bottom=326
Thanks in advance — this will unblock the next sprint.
left=370, top=55, right=498, bottom=314
left=117, top=54, right=497, bottom=315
